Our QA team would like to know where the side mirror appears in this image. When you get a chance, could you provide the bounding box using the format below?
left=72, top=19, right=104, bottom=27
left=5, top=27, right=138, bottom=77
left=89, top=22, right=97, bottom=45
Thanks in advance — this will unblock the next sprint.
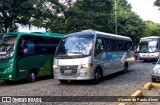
left=17, top=39, right=26, bottom=58
left=20, top=39, right=26, bottom=48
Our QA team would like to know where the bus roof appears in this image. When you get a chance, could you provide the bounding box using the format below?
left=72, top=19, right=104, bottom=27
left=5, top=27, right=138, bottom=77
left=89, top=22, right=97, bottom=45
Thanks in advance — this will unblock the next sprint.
left=65, top=30, right=131, bottom=40
left=140, top=36, right=159, bottom=39
left=3, top=32, right=65, bottom=38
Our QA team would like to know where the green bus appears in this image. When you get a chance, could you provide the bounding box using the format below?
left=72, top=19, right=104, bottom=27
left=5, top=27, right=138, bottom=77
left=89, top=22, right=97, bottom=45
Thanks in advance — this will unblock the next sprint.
left=0, top=32, right=64, bottom=83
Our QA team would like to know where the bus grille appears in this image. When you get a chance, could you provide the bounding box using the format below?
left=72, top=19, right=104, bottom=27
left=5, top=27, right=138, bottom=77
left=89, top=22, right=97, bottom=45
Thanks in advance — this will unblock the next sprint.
left=60, top=65, right=78, bottom=76
left=0, top=68, right=5, bottom=72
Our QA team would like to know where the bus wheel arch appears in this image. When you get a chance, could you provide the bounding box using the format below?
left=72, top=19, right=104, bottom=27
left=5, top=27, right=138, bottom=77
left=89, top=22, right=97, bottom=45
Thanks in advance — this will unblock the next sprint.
left=93, top=66, right=103, bottom=84
left=124, top=62, right=128, bottom=73
left=28, top=68, right=37, bottom=82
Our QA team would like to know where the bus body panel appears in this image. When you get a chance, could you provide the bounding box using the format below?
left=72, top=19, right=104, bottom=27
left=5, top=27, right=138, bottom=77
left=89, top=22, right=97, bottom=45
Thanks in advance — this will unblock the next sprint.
left=0, top=32, right=64, bottom=81
left=54, top=56, right=95, bottom=80
left=0, top=58, right=16, bottom=80
left=139, top=52, right=159, bottom=60
left=139, top=36, right=159, bottom=60
left=16, top=55, right=53, bottom=80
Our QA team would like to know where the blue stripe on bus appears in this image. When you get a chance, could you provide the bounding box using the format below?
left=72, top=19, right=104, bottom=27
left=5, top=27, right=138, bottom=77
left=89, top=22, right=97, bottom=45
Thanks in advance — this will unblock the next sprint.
left=106, top=54, right=120, bottom=60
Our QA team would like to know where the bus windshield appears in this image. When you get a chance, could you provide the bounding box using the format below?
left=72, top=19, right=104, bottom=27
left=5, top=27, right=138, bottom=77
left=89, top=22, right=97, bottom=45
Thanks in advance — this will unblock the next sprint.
left=0, top=35, right=17, bottom=58
left=55, top=35, right=94, bottom=58
left=139, top=41, right=158, bottom=53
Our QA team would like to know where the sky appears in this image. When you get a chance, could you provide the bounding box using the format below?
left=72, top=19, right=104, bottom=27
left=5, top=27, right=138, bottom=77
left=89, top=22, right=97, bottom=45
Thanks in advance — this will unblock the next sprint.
left=18, top=0, right=160, bottom=32
left=127, top=0, right=160, bottom=23
left=18, top=24, right=46, bottom=32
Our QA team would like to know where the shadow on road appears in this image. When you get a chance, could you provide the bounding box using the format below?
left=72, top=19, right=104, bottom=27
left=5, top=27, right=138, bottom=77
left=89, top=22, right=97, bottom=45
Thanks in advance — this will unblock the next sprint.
left=57, top=70, right=129, bottom=85
left=0, top=75, right=53, bottom=86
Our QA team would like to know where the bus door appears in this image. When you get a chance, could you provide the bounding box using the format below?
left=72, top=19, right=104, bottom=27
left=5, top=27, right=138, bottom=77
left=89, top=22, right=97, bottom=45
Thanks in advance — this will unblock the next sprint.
left=94, top=38, right=112, bottom=75
left=107, top=39, right=121, bottom=73
left=16, top=39, right=41, bottom=79
left=117, top=40, right=126, bottom=71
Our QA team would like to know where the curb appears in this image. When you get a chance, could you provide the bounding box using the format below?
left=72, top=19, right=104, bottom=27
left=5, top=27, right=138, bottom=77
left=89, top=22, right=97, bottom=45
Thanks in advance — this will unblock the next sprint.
left=118, top=90, right=142, bottom=105
left=118, top=82, right=160, bottom=105
left=130, top=90, right=142, bottom=98
left=143, top=82, right=160, bottom=90
left=143, top=82, right=152, bottom=90
left=151, top=82, right=160, bottom=88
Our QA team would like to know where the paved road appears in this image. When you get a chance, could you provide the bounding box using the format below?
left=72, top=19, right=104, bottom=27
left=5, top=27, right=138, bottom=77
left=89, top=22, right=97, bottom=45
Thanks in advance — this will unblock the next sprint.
left=0, top=60, right=155, bottom=104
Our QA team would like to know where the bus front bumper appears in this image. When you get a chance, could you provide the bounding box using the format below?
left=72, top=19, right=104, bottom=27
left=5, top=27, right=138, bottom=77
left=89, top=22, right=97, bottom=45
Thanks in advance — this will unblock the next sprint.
left=0, top=71, right=15, bottom=81
left=139, top=56, right=159, bottom=60
left=54, top=69, right=95, bottom=80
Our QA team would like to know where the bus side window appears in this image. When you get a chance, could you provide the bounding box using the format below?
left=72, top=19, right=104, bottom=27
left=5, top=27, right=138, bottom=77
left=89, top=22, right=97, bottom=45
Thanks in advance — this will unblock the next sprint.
left=110, top=39, right=118, bottom=51
left=118, top=40, right=123, bottom=51
left=24, top=40, right=35, bottom=55
left=95, top=38, right=105, bottom=54
left=18, top=39, right=26, bottom=56
left=129, top=41, right=134, bottom=50
left=104, top=38, right=110, bottom=52
left=125, top=41, right=133, bottom=51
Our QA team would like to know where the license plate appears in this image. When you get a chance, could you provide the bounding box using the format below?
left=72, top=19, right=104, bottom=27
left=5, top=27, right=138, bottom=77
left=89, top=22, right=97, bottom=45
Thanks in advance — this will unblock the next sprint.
left=64, top=70, right=72, bottom=75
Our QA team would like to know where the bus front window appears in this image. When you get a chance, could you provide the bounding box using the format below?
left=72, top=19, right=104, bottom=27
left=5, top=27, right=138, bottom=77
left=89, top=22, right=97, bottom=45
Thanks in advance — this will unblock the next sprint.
left=139, top=43, right=148, bottom=53
left=148, top=41, right=158, bottom=52
left=139, top=41, right=158, bottom=53
left=56, top=35, right=94, bottom=58
left=0, top=35, right=17, bottom=58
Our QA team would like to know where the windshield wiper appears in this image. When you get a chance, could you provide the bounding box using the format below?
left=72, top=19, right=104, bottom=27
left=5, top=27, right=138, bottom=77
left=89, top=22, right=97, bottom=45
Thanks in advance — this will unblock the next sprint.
left=68, top=52, right=85, bottom=56
left=149, top=46, right=154, bottom=52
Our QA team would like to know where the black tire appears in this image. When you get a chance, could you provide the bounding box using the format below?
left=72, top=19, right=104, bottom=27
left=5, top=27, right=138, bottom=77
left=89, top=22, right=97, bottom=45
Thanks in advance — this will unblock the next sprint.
left=28, top=71, right=36, bottom=82
left=59, top=80, right=68, bottom=84
left=124, top=64, right=128, bottom=73
left=152, top=78, right=156, bottom=82
left=4, top=80, right=12, bottom=84
left=92, top=68, right=102, bottom=84
left=144, top=59, right=147, bottom=62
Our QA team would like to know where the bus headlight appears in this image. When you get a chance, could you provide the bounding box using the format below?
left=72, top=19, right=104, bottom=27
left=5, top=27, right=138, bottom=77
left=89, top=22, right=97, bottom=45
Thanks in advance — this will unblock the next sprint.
left=53, top=65, right=58, bottom=69
left=81, top=63, right=93, bottom=68
left=6, top=64, right=13, bottom=71
left=151, top=70, right=160, bottom=74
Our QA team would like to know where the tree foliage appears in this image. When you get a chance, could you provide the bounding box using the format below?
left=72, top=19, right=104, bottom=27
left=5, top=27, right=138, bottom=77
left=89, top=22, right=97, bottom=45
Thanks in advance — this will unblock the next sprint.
left=154, top=0, right=160, bottom=6
left=0, top=0, right=160, bottom=44
left=60, top=0, right=113, bottom=33
left=111, top=0, right=146, bottom=43
left=0, top=0, right=34, bottom=33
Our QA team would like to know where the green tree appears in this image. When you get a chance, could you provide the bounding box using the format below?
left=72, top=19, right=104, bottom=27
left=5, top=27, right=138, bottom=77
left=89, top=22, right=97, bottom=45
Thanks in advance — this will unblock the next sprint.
left=63, top=0, right=113, bottom=33
left=0, top=0, right=34, bottom=33
left=28, top=0, right=66, bottom=33
left=110, top=0, right=146, bottom=44
left=142, top=21, right=160, bottom=37
left=154, top=0, right=160, bottom=6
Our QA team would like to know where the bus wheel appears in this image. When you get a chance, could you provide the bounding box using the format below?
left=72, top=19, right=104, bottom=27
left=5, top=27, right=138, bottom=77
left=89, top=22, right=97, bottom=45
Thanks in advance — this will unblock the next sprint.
left=4, top=80, right=12, bottom=84
left=59, top=80, right=68, bottom=84
left=144, top=59, right=147, bottom=62
left=93, top=68, right=102, bottom=84
left=124, top=64, right=128, bottom=73
left=28, top=71, right=36, bottom=82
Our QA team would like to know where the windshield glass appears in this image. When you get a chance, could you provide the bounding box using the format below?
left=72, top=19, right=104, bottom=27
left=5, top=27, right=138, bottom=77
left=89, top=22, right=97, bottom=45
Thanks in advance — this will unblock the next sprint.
left=139, top=43, right=148, bottom=53
left=55, top=35, right=94, bottom=58
left=139, top=41, right=158, bottom=53
left=0, top=35, right=17, bottom=58
left=148, top=41, right=158, bottom=52
left=154, top=64, right=160, bottom=71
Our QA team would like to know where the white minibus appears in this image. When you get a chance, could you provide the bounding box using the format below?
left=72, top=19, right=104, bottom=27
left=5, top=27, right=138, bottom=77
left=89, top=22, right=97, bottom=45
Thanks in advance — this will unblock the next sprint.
left=53, top=30, right=135, bottom=84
